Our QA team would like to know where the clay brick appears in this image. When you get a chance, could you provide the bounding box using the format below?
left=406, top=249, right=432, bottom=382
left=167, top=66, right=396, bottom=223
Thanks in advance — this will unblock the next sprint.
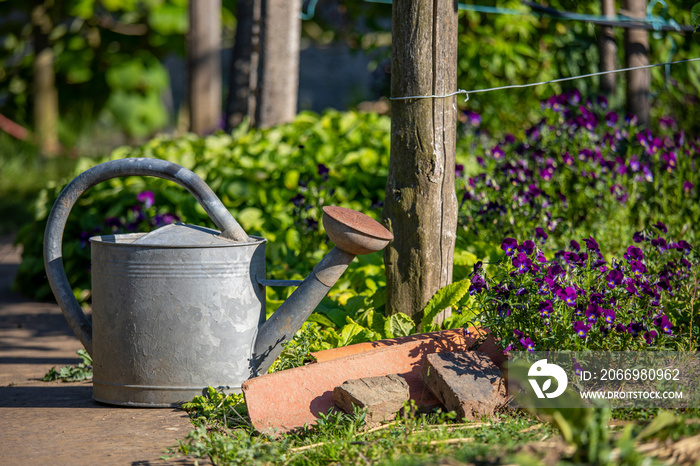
left=242, top=329, right=506, bottom=435
left=333, top=374, right=410, bottom=422
left=312, top=327, right=506, bottom=369
left=421, top=351, right=507, bottom=421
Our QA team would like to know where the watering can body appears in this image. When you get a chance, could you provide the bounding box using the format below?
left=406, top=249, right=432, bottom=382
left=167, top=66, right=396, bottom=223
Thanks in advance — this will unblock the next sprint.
left=90, top=228, right=266, bottom=406
left=43, top=158, right=393, bottom=407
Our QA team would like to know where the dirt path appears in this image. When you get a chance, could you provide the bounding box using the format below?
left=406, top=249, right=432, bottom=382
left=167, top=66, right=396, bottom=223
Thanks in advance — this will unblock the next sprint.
left=0, top=235, right=204, bottom=465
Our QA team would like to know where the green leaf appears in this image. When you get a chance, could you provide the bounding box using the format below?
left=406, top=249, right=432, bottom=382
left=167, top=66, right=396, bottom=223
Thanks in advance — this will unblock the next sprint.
left=283, top=170, right=300, bottom=190
left=385, top=313, right=415, bottom=339
left=635, top=411, right=682, bottom=441
left=420, top=279, right=472, bottom=332
left=338, top=318, right=373, bottom=347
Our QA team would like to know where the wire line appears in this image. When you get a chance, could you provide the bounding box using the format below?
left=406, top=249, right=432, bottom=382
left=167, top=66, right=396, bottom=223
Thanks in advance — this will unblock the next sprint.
left=390, top=57, right=700, bottom=101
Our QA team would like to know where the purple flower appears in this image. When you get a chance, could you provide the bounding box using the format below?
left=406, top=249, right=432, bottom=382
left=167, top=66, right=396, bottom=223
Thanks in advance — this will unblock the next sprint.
left=652, top=221, right=668, bottom=234
left=676, top=240, right=692, bottom=255
left=520, top=337, right=535, bottom=352
left=492, top=146, right=504, bottom=159
left=627, top=322, right=644, bottom=336
left=455, top=164, right=465, bottom=177
left=585, top=303, right=601, bottom=323
left=535, top=227, right=548, bottom=244
left=501, top=238, right=518, bottom=256
left=562, top=152, right=574, bottom=165
left=536, top=251, right=548, bottom=264
left=606, top=270, right=624, bottom=289
left=684, top=181, right=694, bottom=193
left=583, top=236, right=600, bottom=252
left=539, top=278, right=555, bottom=295
left=602, top=308, right=615, bottom=324
left=465, top=111, right=482, bottom=127
left=539, top=300, right=553, bottom=318
left=653, top=315, right=673, bottom=335
left=624, top=246, right=644, bottom=262
left=630, top=260, right=647, bottom=278
left=513, top=252, right=532, bottom=274
left=605, top=111, right=619, bottom=127
left=573, top=321, right=590, bottom=338
left=469, top=274, right=487, bottom=295
left=632, top=231, right=645, bottom=243
left=651, top=237, right=668, bottom=253
left=662, top=152, right=677, bottom=171
left=518, top=240, right=535, bottom=256
left=569, top=240, right=580, bottom=252
left=137, top=191, right=155, bottom=209
left=105, top=217, right=122, bottom=231
left=573, top=360, right=583, bottom=376
left=644, top=330, right=658, bottom=345
left=557, top=287, right=577, bottom=307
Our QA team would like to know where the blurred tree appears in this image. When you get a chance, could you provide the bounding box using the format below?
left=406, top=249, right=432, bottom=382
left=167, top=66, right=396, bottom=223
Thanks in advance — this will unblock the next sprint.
left=0, top=0, right=236, bottom=147
left=188, top=0, right=222, bottom=134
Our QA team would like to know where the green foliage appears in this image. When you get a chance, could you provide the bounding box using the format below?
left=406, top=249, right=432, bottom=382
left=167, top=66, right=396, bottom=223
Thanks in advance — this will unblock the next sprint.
left=181, top=386, right=249, bottom=431
left=420, top=278, right=473, bottom=333
left=0, top=0, right=236, bottom=140
left=41, top=349, right=93, bottom=382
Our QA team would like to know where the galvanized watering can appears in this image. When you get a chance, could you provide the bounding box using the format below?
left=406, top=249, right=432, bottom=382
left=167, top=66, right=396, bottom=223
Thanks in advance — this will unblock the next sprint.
left=43, top=158, right=393, bottom=406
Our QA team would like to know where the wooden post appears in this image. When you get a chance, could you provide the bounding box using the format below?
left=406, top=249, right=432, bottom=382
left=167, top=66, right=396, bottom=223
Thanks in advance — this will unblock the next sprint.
left=256, top=0, right=301, bottom=128
left=225, top=0, right=262, bottom=130
left=188, top=0, right=222, bottom=135
left=599, top=0, right=618, bottom=95
left=31, top=4, right=59, bottom=157
left=383, top=0, right=458, bottom=325
left=622, top=0, right=650, bottom=127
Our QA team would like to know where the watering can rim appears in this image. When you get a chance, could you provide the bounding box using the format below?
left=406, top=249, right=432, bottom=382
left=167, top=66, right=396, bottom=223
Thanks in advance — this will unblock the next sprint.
left=89, top=224, right=267, bottom=249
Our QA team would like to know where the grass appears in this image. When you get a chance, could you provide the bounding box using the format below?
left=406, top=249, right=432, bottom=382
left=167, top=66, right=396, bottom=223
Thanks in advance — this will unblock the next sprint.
left=165, top=387, right=700, bottom=466
left=0, top=134, right=77, bottom=234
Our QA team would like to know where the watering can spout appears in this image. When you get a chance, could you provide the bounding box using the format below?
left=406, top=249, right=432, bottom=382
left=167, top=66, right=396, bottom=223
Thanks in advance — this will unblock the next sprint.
left=252, top=206, right=393, bottom=375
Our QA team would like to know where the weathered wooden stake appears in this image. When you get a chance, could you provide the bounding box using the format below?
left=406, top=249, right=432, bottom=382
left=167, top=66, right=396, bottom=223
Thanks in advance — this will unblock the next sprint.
left=188, top=0, right=222, bottom=135
left=225, top=0, right=262, bottom=130
left=256, top=0, right=301, bottom=128
left=622, top=0, right=650, bottom=127
left=383, top=0, right=458, bottom=325
left=599, top=0, right=618, bottom=95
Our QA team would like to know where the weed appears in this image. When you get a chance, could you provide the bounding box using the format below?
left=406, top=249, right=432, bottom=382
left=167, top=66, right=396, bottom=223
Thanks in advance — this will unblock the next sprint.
left=41, top=349, right=93, bottom=382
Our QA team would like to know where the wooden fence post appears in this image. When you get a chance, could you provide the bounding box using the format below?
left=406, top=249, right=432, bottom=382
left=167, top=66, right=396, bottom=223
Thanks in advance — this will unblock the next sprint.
left=599, top=0, right=618, bottom=95
left=188, top=0, right=222, bottom=135
left=256, top=0, right=301, bottom=128
left=622, top=0, right=650, bottom=127
left=383, top=0, right=459, bottom=325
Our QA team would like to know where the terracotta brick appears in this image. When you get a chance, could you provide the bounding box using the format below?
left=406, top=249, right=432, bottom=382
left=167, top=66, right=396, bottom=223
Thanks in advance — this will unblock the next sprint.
left=333, top=374, right=410, bottom=422
left=421, top=351, right=507, bottom=421
left=242, top=329, right=505, bottom=435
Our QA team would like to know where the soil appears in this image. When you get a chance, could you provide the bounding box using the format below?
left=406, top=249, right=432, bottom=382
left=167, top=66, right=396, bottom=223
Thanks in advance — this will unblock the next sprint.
left=0, top=235, right=207, bottom=465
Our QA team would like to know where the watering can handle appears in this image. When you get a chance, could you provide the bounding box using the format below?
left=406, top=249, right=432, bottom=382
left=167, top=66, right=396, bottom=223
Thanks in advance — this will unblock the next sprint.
left=43, top=158, right=250, bottom=355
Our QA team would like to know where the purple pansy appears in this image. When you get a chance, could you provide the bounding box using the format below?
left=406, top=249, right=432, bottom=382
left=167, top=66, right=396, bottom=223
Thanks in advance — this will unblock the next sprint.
left=653, top=315, right=673, bottom=335
left=630, top=260, right=647, bottom=278
left=602, top=308, right=615, bottom=324
left=539, top=300, right=553, bottom=318
left=513, top=252, right=532, bottom=274
left=501, top=238, right=518, bottom=256
left=137, top=191, right=155, bottom=209
left=518, top=240, right=535, bottom=256
left=557, top=287, right=577, bottom=307
left=535, top=227, right=548, bottom=244
left=624, top=246, right=644, bottom=262
left=573, top=321, right=590, bottom=338
left=606, top=270, right=624, bottom=289
left=520, top=337, right=535, bottom=352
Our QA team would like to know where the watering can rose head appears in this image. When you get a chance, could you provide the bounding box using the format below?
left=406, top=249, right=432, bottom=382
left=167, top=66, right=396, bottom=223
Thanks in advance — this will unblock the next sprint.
left=43, top=158, right=393, bottom=407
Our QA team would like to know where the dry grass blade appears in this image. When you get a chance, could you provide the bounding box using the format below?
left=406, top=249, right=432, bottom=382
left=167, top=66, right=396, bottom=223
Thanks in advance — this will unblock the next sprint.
left=290, top=441, right=326, bottom=453
left=428, top=438, right=475, bottom=446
